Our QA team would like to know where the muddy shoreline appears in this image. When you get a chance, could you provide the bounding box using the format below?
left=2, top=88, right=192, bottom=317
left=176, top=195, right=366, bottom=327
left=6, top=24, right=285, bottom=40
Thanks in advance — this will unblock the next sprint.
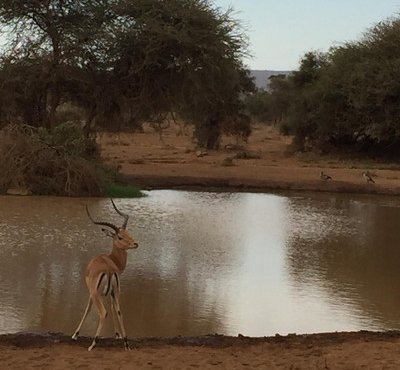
left=3, top=330, right=400, bottom=369
left=2, top=330, right=399, bottom=349
left=123, top=173, right=400, bottom=196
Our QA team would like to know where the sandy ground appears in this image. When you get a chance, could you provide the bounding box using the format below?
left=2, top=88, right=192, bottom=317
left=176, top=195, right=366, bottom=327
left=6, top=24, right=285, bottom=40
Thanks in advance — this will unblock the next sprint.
left=99, top=123, right=400, bottom=195
left=2, top=331, right=400, bottom=370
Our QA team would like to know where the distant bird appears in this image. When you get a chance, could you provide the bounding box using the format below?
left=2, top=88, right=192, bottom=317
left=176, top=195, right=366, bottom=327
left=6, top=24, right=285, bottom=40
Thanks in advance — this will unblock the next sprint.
left=320, top=171, right=332, bottom=181
left=363, top=172, right=375, bottom=184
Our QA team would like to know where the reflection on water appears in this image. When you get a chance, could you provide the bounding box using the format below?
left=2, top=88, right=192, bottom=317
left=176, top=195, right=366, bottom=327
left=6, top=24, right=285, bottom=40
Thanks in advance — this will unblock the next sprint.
left=1, top=191, right=400, bottom=337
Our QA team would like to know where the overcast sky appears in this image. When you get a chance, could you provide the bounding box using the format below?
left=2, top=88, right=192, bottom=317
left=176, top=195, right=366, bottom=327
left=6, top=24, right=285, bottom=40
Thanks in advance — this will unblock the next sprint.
left=214, top=0, right=400, bottom=70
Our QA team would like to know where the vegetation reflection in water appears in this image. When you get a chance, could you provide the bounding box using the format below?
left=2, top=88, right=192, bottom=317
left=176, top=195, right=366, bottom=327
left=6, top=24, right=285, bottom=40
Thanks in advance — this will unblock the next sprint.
left=1, top=190, right=400, bottom=337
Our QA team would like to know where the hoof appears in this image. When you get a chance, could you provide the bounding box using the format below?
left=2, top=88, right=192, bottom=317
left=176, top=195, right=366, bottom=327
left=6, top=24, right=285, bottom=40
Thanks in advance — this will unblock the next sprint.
left=124, top=337, right=130, bottom=350
left=72, top=333, right=78, bottom=341
left=88, top=337, right=98, bottom=351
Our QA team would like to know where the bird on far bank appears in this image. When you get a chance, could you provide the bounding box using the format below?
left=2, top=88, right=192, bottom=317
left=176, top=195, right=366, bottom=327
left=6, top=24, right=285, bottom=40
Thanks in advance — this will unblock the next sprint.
left=363, top=172, right=375, bottom=184
left=320, top=171, right=332, bottom=181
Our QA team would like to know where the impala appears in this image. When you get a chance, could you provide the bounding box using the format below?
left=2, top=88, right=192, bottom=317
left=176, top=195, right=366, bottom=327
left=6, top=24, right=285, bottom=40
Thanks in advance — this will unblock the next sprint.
left=72, top=199, right=138, bottom=351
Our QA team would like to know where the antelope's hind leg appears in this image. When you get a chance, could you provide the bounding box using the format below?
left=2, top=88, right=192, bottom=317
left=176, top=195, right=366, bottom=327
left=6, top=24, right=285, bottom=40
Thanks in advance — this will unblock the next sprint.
left=111, top=288, right=130, bottom=350
left=88, top=293, right=108, bottom=351
left=111, top=291, right=122, bottom=339
left=72, top=297, right=92, bottom=340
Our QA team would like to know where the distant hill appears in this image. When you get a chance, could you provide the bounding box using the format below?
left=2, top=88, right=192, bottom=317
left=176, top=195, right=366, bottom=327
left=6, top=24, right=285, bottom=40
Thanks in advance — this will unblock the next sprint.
left=250, top=70, right=292, bottom=90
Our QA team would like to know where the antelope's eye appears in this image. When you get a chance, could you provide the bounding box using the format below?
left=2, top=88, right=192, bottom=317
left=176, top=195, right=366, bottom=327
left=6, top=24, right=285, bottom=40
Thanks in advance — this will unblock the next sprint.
left=118, top=236, right=123, bottom=240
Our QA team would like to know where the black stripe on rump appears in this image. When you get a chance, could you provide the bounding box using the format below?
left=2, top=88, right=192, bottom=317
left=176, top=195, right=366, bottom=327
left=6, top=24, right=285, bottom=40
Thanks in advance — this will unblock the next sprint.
left=113, top=273, right=120, bottom=289
left=104, top=273, right=112, bottom=296
left=96, top=273, right=106, bottom=290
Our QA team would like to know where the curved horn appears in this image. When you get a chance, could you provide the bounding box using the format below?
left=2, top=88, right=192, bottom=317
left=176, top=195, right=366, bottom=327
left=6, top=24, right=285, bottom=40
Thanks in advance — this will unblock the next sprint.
left=110, top=198, right=129, bottom=229
left=86, top=205, right=119, bottom=234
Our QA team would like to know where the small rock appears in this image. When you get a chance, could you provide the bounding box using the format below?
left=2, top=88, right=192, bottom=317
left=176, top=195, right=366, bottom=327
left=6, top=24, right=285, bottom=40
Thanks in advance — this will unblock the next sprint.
left=196, top=148, right=208, bottom=157
left=234, top=150, right=261, bottom=160
left=221, top=157, right=234, bottom=166
left=6, top=188, right=32, bottom=196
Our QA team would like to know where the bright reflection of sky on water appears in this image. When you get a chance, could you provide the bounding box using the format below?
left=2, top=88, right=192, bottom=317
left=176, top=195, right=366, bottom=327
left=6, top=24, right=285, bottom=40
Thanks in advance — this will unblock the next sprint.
left=1, top=191, right=400, bottom=337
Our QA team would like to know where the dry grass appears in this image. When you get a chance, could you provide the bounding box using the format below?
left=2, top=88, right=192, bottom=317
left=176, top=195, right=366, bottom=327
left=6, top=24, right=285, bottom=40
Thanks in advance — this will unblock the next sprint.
left=0, top=124, right=103, bottom=196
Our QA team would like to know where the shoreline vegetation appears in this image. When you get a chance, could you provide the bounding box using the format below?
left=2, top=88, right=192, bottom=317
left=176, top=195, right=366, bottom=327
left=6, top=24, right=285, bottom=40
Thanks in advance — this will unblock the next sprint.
left=0, top=123, right=147, bottom=198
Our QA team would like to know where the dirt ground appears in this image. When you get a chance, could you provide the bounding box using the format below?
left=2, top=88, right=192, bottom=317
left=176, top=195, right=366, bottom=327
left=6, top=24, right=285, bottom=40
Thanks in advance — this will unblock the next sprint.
left=99, top=123, right=400, bottom=195
left=2, top=331, right=400, bottom=370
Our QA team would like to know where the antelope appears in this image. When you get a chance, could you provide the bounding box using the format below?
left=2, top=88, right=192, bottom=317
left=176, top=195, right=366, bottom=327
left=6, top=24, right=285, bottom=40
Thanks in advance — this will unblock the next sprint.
left=72, top=199, right=139, bottom=351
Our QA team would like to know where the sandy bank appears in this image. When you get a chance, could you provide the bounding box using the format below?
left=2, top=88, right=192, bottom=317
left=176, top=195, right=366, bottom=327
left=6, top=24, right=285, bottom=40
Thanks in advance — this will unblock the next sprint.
left=2, top=331, right=400, bottom=369
left=100, top=125, right=400, bottom=196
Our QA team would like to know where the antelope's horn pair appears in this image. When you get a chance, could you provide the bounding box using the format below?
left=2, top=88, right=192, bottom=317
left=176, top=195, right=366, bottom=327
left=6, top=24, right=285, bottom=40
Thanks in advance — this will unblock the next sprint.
left=86, top=198, right=130, bottom=232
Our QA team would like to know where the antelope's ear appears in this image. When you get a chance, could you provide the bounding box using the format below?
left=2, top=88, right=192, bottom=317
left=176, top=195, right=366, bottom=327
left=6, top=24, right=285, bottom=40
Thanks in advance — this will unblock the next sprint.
left=101, top=228, right=115, bottom=238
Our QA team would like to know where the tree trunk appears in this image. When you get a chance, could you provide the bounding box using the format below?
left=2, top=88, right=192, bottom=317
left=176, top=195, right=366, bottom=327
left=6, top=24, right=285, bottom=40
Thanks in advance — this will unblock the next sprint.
left=83, top=106, right=96, bottom=138
left=46, top=83, right=61, bottom=130
left=194, top=115, right=221, bottom=149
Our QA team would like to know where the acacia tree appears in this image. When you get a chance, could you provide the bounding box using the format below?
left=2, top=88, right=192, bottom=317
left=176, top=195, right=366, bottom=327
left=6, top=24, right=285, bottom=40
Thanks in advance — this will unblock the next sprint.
left=0, top=1, right=111, bottom=128
left=0, top=0, right=253, bottom=146
left=102, top=0, right=254, bottom=147
left=267, top=74, right=293, bottom=124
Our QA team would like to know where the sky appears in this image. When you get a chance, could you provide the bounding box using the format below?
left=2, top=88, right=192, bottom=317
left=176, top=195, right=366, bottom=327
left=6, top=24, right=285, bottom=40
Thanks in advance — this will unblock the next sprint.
left=213, top=0, right=400, bottom=70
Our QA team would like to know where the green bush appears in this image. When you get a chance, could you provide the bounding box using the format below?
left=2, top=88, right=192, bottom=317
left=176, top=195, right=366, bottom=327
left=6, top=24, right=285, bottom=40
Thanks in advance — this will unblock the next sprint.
left=105, top=183, right=147, bottom=198
left=37, top=121, right=98, bottom=158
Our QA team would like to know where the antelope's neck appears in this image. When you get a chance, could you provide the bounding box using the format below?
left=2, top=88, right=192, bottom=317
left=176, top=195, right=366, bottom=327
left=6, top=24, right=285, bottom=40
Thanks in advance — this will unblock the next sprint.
left=109, top=245, right=128, bottom=273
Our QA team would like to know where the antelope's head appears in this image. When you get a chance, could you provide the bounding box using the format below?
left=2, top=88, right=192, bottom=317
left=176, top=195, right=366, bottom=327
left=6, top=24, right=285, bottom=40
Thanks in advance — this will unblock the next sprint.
left=86, top=199, right=139, bottom=250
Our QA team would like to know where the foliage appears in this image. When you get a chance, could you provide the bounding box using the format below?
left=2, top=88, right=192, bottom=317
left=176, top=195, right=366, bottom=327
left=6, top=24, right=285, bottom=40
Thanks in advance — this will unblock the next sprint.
left=37, top=121, right=97, bottom=158
left=0, top=0, right=255, bottom=196
left=104, top=183, right=146, bottom=198
left=0, top=122, right=144, bottom=197
left=0, top=0, right=254, bottom=147
left=244, top=91, right=274, bottom=123
left=244, top=74, right=293, bottom=124
left=281, top=18, right=400, bottom=155
left=0, top=123, right=103, bottom=196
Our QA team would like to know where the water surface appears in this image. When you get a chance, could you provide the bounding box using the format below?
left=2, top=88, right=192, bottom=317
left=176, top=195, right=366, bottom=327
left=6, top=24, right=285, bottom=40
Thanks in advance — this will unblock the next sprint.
left=1, top=190, right=400, bottom=337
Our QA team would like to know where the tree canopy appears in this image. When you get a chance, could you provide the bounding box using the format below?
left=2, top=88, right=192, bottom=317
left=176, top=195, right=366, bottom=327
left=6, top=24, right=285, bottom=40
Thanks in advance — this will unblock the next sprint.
left=275, top=17, right=400, bottom=155
left=0, top=0, right=254, bottom=147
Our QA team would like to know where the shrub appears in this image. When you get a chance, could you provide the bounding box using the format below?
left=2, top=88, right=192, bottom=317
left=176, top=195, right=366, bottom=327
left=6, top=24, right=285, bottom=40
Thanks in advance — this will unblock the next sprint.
left=0, top=124, right=103, bottom=196
left=104, top=183, right=146, bottom=198
left=0, top=122, right=145, bottom=197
